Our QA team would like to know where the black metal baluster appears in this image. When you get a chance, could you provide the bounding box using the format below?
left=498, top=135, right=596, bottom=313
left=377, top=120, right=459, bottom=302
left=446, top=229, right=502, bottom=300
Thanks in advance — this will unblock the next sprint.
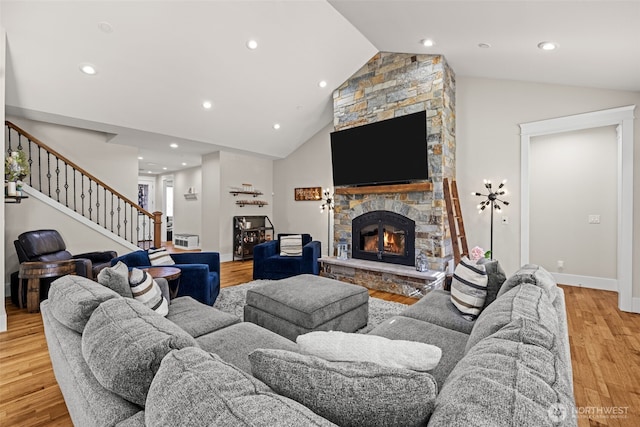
left=6, top=124, right=12, bottom=154
left=117, top=198, right=122, bottom=237
left=55, top=158, right=61, bottom=202
left=110, top=193, right=114, bottom=232
left=46, top=152, right=52, bottom=196
left=73, top=168, right=77, bottom=212
left=80, top=175, right=86, bottom=216
left=17, top=134, right=23, bottom=151
left=38, top=147, right=42, bottom=192
left=27, top=141, right=33, bottom=187
left=64, top=162, right=69, bottom=207
left=88, top=178, right=93, bottom=220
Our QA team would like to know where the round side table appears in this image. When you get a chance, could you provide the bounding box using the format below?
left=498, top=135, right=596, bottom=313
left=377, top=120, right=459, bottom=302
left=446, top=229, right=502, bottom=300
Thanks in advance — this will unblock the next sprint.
left=19, top=260, right=77, bottom=313
left=143, top=266, right=181, bottom=299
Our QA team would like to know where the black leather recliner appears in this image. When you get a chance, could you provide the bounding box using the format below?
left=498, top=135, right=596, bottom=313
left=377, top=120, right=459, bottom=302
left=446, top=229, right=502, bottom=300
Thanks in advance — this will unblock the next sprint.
left=11, top=229, right=117, bottom=307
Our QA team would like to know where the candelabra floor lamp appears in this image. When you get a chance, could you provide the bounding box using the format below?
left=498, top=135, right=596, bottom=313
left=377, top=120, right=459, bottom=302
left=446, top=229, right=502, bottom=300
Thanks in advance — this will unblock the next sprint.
left=472, top=179, right=509, bottom=259
left=320, top=188, right=334, bottom=256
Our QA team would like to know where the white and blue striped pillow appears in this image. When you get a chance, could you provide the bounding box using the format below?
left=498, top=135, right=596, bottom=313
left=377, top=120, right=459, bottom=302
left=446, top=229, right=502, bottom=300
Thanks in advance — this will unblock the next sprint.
left=148, top=247, right=175, bottom=266
left=129, top=268, right=169, bottom=316
left=450, top=257, right=488, bottom=320
left=280, top=234, right=303, bottom=256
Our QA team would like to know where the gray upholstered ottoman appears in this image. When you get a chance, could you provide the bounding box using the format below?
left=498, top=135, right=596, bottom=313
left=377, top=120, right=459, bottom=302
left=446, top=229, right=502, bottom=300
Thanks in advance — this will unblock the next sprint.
left=244, top=274, right=369, bottom=341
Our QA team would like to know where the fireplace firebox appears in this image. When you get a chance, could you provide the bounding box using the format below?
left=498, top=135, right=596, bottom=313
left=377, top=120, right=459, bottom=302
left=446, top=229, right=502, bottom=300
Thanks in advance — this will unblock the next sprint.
left=352, top=210, right=415, bottom=266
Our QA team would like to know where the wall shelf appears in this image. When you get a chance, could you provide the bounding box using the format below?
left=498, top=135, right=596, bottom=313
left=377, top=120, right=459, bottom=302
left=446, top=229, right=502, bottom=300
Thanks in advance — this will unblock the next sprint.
left=184, top=193, right=198, bottom=200
left=236, top=200, right=268, bottom=207
left=230, top=190, right=263, bottom=197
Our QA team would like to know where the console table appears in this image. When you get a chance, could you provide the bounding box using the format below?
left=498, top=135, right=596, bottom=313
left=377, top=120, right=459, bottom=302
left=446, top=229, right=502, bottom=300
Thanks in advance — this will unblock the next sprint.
left=19, top=260, right=77, bottom=313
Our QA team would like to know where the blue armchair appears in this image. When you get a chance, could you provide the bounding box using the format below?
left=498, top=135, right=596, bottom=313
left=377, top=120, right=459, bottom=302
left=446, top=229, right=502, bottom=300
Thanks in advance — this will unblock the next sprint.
left=110, top=250, right=220, bottom=306
left=252, top=233, right=321, bottom=280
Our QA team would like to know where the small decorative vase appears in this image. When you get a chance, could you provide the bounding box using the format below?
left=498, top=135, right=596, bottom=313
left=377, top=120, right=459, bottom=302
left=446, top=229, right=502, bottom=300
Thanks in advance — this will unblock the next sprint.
left=7, top=181, right=17, bottom=196
left=416, top=252, right=429, bottom=272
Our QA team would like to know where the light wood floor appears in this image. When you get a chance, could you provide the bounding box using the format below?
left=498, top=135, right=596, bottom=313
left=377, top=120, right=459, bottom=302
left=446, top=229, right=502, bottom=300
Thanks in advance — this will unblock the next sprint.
left=0, top=262, right=638, bottom=426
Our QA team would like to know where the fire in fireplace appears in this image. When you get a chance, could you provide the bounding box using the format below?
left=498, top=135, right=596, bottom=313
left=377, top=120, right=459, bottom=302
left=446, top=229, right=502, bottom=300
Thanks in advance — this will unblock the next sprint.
left=352, top=210, right=415, bottom=266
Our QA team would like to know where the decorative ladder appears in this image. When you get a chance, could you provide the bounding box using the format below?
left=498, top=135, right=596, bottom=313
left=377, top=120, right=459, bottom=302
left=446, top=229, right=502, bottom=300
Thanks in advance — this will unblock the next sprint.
left=444, top=178, right=469, bottom=266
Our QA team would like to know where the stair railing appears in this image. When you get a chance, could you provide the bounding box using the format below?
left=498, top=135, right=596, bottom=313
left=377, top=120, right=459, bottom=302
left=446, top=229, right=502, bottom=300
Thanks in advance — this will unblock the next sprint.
left=5, top=121, right=162, bottom=249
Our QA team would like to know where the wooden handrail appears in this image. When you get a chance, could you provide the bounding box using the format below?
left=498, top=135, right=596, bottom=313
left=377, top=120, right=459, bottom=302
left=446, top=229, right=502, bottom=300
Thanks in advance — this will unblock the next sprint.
left=5, top=121, right=153, bottom=219
left=6, top=120, right=162, bottom=248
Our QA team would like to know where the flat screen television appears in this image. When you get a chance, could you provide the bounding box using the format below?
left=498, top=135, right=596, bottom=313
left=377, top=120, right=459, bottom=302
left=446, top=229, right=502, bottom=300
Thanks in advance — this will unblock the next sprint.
left=330, top=110, right=428, bottom=186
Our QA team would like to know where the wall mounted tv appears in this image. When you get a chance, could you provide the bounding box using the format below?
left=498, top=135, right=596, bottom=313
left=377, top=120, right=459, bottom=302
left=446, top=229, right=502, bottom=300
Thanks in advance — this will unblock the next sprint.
left=330, top=110, right=428, bottom=187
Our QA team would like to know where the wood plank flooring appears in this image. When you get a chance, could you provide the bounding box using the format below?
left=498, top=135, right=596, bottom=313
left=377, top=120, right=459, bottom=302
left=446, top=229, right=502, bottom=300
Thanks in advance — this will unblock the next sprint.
left=0, top=262, right=638, bottom=426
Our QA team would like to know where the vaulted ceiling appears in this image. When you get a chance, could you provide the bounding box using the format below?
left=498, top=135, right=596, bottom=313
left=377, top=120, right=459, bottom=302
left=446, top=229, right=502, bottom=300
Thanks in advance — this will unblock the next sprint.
left=3, top=1, right=639, bottom=174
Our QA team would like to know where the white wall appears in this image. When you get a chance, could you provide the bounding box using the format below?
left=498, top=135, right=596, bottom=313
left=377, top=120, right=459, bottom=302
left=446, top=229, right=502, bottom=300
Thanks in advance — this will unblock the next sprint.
left=530, top=126, right=617, bottom=278
left=219, top=151, right=273, bottom=258
left=172, top=167, right=202, bottom=242
left=273, top=123, right=333, bottom=256
left=455, top=76, right=640, bottom=298
left=1, top=25, right=7, bottom=331
left=201, top=152, right=221, bottom=252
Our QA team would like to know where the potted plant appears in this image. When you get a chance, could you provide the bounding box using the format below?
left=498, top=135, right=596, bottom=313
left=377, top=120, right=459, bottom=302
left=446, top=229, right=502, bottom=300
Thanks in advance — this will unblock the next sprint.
left=5, top=151, right=30, bottom=196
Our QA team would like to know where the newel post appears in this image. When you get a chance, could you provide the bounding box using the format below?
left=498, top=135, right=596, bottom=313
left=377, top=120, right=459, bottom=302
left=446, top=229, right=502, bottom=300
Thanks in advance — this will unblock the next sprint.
left=152, top=211, right=163, bottom=248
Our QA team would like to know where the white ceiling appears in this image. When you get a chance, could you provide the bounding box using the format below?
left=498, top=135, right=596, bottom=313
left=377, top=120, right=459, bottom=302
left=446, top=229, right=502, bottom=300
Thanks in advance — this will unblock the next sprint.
left=3, top=1, right=639, bottom=175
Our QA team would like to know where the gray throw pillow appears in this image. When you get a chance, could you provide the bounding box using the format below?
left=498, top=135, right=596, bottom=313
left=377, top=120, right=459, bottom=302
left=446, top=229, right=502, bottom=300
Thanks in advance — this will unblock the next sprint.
left=97, top=261, right=133, bottom=298
left=145, top=347, right=336, bottom=426
left=497, top=264, right=558, bottom=302
left=81, top=298, right=197, bottom=407
left=47, top=274, right=121, bottom=333
left=249, top=348, right=438, bottom=427
left=476, top=257, right=507, bottom=309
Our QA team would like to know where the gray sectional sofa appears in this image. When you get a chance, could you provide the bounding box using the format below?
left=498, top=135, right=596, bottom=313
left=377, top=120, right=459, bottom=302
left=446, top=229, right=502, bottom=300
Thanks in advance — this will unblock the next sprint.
left=41, top=263, right=576, bottom=426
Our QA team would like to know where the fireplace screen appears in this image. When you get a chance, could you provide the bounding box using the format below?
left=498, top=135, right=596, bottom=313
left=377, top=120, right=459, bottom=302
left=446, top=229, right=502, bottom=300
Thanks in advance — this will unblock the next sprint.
left=352, top=210, right=415, bottom=266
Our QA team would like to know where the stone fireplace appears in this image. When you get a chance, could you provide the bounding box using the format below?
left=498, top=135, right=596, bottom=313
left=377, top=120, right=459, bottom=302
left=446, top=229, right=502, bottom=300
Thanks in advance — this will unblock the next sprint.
left=320, top=52, right=455, bottom=297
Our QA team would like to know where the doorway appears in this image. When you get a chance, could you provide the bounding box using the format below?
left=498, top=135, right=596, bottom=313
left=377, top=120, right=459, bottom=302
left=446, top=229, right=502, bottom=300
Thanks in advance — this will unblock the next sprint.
left=520, top=105, right=635, bottom=313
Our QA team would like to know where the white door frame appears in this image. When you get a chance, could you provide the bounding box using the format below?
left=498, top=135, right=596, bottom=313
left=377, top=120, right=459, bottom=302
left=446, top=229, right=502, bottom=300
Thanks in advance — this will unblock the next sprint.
left=519, top=105, right=635, bottom=313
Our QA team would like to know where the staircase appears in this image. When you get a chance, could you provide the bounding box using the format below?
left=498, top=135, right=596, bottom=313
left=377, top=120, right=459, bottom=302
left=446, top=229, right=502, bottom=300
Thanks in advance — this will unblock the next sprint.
left=5, top=121, right=162, bottom=249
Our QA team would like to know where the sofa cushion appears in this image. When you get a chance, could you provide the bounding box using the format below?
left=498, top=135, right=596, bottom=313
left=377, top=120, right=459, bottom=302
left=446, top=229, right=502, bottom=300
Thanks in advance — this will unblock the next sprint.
left=450, top=257, right=488, bottom=320
left=166, top=296, right=239, bottom=338
left=47, top=274, right=121, bottom=333
left=497, top=263, right=558, bottom=303
left=196, top=321, right=298, bottom=373
left=297, top=331, right=442, bottom=372
left=465, top=283, right=559, bottom=354
left=147, top=247, right=175, bottom=266
left=400, top=289, right=474, bottom=334
left=429, top=318, right=575, bottom=427
left=249, top=348, right=437, bottom=427
left=279, top=234, right=303, bottom=256
left=97, top=261, right=133, bottom=298
left=368, top=316, right=469, bottom=390
left=129, top=268, right=169, bottom=316
left=476, top=257, right=507, bottom=309
left=81, top=298, right=197, bottom=407
left=146, top=347, right=336, bottom=426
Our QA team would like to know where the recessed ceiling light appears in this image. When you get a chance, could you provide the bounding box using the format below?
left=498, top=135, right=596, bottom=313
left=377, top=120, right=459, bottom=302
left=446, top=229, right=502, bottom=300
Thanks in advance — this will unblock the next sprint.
left=478, top=43, right=492, bottom=49
left=246, top=39, right=258, bottom=50
left=80, top=64, right=97, bottom=75
left=181, top=162, right=187, bottom=166
left=147, top=170, right=152, bottom=174
left=202, top=100, right=212, bottom=109
left=273, top=123, right=281, bottom=130
left=537, top=41, right=558, bottom=51
left=162, top=167, right=167, bottom=170
left=170, top=143, right=179, bottom=148
left=421, top=39, right=435, bottom=47
left=318, top=80, right=327, bottom=88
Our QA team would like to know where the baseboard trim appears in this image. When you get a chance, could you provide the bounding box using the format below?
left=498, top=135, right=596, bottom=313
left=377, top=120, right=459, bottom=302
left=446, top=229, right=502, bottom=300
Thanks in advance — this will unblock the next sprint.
left=552, top=273, right=618, bottom=292
left=633, top=297, right=640, bottom=314
left=220, top=253, right=233, bottom=263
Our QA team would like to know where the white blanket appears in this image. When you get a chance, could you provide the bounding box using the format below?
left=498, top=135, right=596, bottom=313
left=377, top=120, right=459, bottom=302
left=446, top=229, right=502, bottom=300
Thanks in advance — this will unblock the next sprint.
left=297, top=331, right=442, bottom=372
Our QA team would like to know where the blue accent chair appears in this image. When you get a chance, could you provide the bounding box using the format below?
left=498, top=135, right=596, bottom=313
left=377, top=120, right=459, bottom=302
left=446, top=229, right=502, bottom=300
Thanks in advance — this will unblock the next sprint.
left=110, top=250, right=220, bottom=306
left=252, top=233, right=321, bottom=280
